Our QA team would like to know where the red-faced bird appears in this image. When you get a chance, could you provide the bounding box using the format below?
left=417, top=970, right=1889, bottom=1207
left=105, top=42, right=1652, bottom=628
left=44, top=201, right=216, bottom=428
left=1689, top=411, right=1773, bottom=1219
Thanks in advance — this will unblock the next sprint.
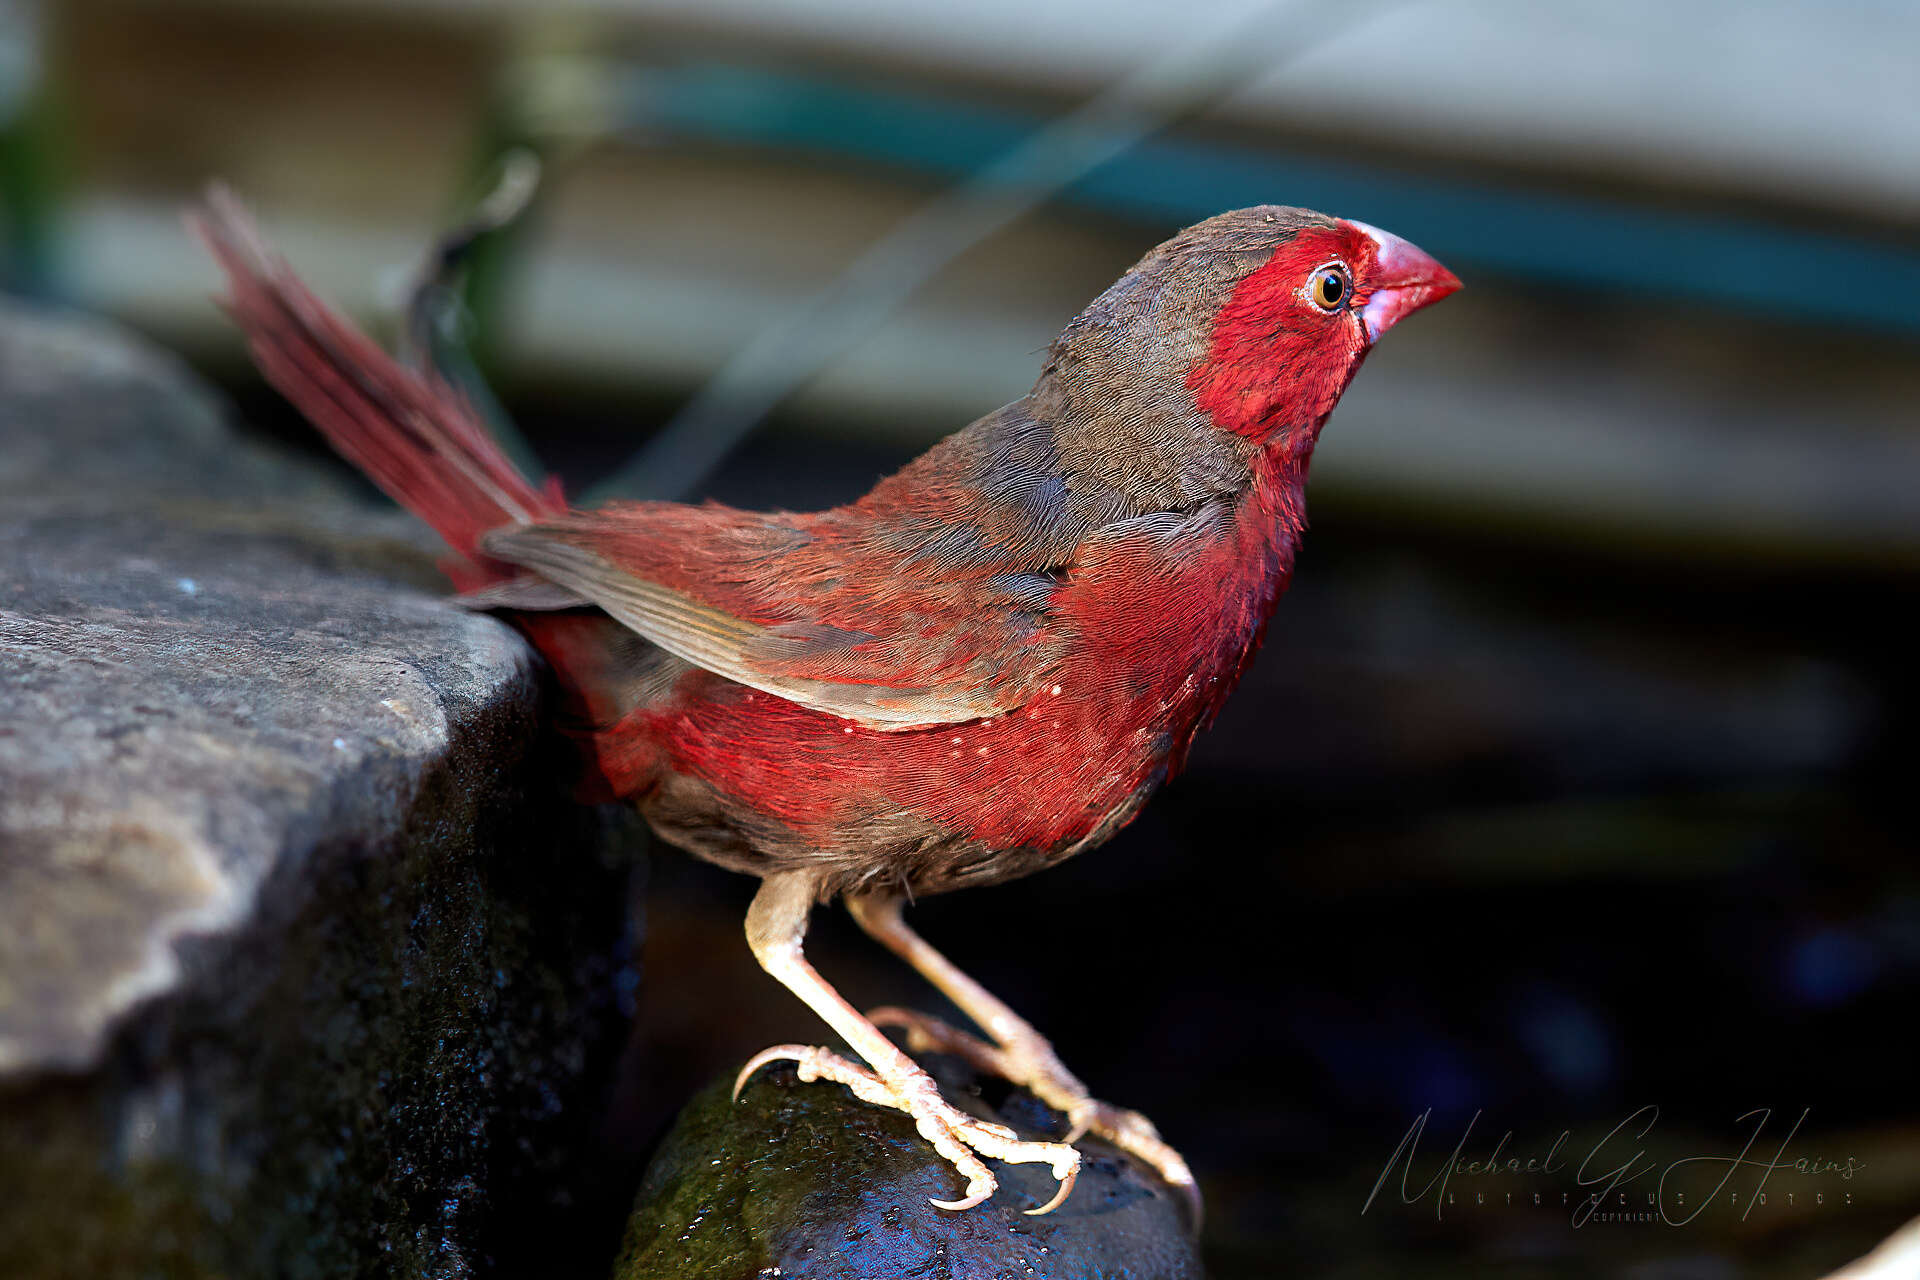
left=195, top=193, right=1459, bottom=1218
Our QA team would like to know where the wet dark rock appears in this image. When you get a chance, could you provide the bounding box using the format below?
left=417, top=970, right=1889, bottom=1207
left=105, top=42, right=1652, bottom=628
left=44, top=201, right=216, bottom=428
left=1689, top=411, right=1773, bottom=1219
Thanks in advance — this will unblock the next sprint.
left=618, top=1057, right=1204, bottom=1280
left=0, top=300, right=642, bottom=1276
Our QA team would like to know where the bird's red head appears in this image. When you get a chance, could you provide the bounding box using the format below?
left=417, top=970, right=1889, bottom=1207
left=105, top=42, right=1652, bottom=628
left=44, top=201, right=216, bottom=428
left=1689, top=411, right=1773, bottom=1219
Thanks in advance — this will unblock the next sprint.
left=1032, top=208, right=1458, bottom=492
left=1183, top=209, right=1462, bottom=448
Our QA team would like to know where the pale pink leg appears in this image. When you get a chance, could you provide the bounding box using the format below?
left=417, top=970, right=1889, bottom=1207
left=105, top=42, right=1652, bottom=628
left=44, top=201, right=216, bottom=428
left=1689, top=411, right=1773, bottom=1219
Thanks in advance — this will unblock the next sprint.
left=734, top=873, right=1081, bottom=1214
left=846, top=890, right=1200, bottom=1224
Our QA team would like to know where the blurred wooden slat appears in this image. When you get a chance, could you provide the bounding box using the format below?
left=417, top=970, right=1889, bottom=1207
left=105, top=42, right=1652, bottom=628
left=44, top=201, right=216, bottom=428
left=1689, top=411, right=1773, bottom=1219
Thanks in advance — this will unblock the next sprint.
left=86, top=0, right=1920, bottom=224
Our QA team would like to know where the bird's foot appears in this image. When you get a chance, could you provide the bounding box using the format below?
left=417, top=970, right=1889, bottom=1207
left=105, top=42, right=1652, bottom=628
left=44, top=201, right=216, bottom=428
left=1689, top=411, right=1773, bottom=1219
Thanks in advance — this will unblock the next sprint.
left=734, top=1042, right=1081, bottom=1214
left=868, top=1007, right=1200, bottom=1224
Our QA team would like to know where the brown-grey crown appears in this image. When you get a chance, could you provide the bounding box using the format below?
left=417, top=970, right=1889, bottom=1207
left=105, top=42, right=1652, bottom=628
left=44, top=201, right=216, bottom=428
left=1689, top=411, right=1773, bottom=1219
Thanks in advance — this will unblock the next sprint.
left=1140, top=206, right=1341, bottom=279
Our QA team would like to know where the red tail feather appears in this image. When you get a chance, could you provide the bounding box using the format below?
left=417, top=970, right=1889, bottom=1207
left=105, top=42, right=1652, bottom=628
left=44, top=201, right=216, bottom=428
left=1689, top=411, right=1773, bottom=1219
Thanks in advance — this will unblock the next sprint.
left=189, top=185, right=564, bottom=589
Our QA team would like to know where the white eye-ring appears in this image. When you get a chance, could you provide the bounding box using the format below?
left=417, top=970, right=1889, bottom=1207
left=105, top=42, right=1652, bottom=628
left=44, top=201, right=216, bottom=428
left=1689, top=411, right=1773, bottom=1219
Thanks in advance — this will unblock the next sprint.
left=1305, top=262, right=1352, bottom=312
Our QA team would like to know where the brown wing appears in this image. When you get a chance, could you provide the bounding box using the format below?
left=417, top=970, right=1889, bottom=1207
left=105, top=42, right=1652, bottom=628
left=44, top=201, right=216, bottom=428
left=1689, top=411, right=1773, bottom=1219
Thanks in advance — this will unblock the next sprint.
left=480, top=520, right=1065, bottom=731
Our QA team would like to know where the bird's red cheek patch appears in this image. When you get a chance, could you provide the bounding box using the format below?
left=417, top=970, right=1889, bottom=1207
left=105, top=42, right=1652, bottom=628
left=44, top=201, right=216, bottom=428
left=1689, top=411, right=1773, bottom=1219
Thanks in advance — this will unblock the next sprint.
left=1187, top=234, right=1364, bottom=443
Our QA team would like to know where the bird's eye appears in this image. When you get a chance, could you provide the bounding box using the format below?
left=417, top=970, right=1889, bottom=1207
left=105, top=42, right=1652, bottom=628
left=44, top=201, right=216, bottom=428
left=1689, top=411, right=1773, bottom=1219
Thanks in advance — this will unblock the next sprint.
left=1308, top=264, right=1350, bottom=311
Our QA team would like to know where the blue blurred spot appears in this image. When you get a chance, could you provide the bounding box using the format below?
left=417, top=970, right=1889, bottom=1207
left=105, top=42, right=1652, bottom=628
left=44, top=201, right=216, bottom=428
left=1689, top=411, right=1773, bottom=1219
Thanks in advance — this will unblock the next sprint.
left=1786, top=927, right=1879, bottom=1007
left=1405, top=1043, right=1480, bottom=1119
left=1513, top=988, right=1614, bottom=1094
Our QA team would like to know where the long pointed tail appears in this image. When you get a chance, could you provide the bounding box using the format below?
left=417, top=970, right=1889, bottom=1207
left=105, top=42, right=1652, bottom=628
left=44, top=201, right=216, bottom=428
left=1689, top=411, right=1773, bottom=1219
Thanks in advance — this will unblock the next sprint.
left=190, top=184, right=565, bottom=589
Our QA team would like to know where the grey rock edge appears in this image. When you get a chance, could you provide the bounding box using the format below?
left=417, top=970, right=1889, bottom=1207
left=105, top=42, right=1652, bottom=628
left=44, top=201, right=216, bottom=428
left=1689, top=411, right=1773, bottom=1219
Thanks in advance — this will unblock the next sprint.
left=0, top=299, right=643, bottom=1276
left=620, top=1057, right=1204, bottom=1280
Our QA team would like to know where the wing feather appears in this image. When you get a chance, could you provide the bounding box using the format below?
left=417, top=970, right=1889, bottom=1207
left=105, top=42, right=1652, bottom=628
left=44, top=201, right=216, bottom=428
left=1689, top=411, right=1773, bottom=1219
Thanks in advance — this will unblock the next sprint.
left=481, top=526, right=1019, bottom=729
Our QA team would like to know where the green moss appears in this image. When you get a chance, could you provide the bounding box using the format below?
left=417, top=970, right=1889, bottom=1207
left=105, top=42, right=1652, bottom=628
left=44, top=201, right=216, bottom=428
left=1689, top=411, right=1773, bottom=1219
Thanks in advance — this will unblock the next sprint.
left=616, top=1061, right=1203, bottom=1280
left=0, top=1079, right=221, bottom=1280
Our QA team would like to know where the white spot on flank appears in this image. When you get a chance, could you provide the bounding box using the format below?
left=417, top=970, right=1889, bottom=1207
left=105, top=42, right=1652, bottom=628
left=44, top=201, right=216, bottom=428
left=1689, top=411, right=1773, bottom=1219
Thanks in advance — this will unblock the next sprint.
left=1050, top=685, right=1062, bottom=696
left=176, top=578, right=198, bottom=595
left=951, top=737, right=962, bottom=745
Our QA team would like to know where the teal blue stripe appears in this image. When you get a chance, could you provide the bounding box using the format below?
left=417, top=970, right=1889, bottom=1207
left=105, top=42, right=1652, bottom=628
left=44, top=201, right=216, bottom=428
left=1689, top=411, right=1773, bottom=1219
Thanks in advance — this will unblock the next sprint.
left=631, top=64, right=1920, bottom=336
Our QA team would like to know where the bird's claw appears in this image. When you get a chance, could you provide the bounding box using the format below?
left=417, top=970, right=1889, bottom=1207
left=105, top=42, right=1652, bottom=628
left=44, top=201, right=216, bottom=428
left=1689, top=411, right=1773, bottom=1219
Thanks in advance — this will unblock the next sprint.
left=1064, top=1097, right=1199, bottom=1225
left=735, top=1042, right=1080, bottom=1215
left=865, top=1006, right=1201, bottom=1228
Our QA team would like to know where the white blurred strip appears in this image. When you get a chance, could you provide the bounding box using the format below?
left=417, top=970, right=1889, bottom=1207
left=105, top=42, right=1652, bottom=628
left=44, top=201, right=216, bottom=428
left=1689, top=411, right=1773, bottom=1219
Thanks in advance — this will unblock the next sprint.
left=1823, top=1215, right=1920, bottom=1279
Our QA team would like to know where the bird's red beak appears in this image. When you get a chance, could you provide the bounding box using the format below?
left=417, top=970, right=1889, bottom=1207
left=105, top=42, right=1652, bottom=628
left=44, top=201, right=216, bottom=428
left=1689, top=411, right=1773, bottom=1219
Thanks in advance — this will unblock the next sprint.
left=1350, top=221, right=1461, bottom=342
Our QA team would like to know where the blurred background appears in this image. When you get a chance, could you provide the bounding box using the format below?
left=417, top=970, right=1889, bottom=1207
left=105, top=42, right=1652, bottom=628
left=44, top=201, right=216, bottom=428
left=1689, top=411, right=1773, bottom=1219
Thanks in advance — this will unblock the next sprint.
left=5, top=0, right=1917, bottom=1275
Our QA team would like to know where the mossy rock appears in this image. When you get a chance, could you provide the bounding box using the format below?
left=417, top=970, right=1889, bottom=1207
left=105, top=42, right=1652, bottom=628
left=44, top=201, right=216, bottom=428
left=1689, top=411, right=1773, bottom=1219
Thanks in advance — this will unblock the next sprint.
left=618, top=1057, right=1203, bottom=1280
